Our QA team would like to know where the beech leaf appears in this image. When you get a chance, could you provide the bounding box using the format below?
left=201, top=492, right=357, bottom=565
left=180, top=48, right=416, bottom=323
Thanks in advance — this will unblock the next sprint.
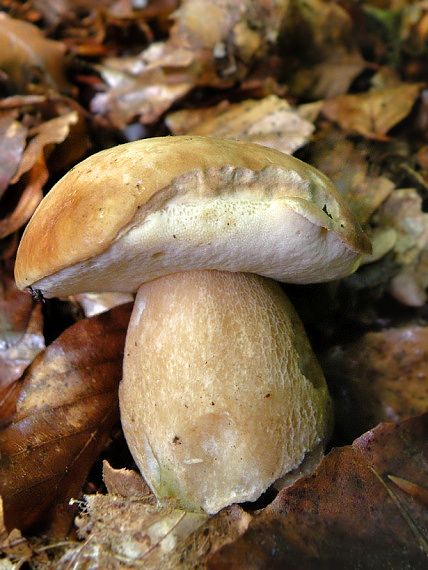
left=323, top=326, right=428, bottom=440
left=0, top=303, right=132, bottom=537
left=322, top=84, right=423, bottom=140
left=209, top=414, right=428, bottom=569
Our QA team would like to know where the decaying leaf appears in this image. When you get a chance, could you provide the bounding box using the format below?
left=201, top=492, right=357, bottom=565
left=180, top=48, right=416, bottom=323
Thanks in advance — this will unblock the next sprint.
left=166, top=95, right=314, bottom=154
left=102, top=460, right=152, bottom=499
left=0, top=113, right=27, bottom=199
left=91, top=0, right=288, bottom=126
left=323, top=326, right=428, bottom=440
left=0, top=303, right=132, bottom=537
left=322, top=83, right=423, bottom=140
left=0, top=12, right=70, bottom=93
left=0, top=262, right=44, bottom=404
left=58, top=487, right=250, bottom=569
left=375, top=188, right=428, bottom=306
left=208, top=414, right=428, bottom=569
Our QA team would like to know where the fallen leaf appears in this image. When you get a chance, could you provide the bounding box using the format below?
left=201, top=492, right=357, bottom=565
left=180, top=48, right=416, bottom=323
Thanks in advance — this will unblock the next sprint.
left=0, top=303, right=132, bottom=537
left=208, top=414, right=428, bottom=569
left=323, top=326, right=428, bottom=440
left=0, top=113, right=27, bottom=199
left=322, top=83, right=423, bottom=140
left=166, top=95, right=314, bottom=154
left=0, top=156, right=48, bottom=239
left=0, top=12, right=70, bottom=93
left=91, top=0, right=289, bottom=126
left=0, top=262, right=44, bottom=408
left=375, top=188, right=428, bottom=306
left=11, top=111, right=79, bottom=183
left=308, top=131, right=395, bottom=223
left=0, top=497, right=33, bottom=565
left=102, top=460, right=152, bottom=498
left=281, top=0, right=366, bottom=99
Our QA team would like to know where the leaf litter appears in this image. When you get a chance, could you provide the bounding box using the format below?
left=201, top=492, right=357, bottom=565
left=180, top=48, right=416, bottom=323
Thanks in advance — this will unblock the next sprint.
left=1, top=0, right=428, bottom=567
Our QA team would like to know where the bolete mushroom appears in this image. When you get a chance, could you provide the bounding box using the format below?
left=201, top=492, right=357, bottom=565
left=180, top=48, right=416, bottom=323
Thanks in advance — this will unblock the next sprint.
left=15, top=136, right=371, bottom=514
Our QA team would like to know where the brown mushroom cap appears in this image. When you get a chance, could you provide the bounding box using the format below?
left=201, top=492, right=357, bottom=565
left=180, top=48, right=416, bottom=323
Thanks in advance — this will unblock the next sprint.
left=15, top=136, right=370, bottom=295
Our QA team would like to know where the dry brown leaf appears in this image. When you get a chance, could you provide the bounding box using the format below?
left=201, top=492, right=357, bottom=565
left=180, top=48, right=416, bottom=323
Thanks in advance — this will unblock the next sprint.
left=0, top=156, right=48, bottom=239
left=102, top=460, right=152, bottom=499
left=209, top=414, right=428, bottom=569
left=281, top=0, right=366, bottom=99
left=0, top=262, right=44, bottom=409
left=0, top=497, right=33, bottom=565
left=375, top=188, right=428, bottom=306
left=0, top=303, right=132, bottom=537
left=323, top=326, right=428, bottom=440
left=166, top=96, right=314, bottom=154
left=322, top=83, right=423, bottom=140
left=11, top=111, right=79, bottom=184
left=92, top=0, right=288, bottom=126
left=0, top=12, right=70, bottom=93
left=308, top=132, right=395, bottom=223
left=0, top=113, right=27, bottom=199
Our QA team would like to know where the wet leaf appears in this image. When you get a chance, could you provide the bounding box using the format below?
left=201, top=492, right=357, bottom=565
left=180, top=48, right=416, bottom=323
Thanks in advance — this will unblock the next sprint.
left=0, top=12, right=70, bottom=93
left=323, top=326, right=428, bottom=440
left=208, top=414, right=428, bottom=569
left=0, top=262, right=44, bottom=408
left=0, top=113, right=27, bottom=199
left=322, top=83, right=423, bottom=139
left=166, top=95, right=314, bottom=154
left=0, top=303, right=132, bottom=537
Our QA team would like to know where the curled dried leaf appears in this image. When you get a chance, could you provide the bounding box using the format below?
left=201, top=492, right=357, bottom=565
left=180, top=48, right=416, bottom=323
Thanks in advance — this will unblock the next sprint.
left=0, top=113, right=27, bottom=199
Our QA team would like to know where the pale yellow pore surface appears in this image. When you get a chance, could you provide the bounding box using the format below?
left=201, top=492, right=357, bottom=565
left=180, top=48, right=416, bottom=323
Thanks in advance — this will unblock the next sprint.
left=119, top=270, right=332, bottom=514
left=15, top=136, right=370, bottom=294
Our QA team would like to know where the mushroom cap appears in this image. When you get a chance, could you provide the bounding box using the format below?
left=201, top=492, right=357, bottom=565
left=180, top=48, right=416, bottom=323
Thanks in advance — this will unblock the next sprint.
left=15, top=136, right=370, bottom=296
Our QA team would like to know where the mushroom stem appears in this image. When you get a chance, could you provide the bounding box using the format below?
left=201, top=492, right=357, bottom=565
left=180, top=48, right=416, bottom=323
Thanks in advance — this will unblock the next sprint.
left=119, top=270, right=332, bottom=514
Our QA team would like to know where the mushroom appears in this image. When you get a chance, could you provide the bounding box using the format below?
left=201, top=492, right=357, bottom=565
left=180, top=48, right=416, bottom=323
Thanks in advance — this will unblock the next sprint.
left=15, top=136, right=371, bottom=514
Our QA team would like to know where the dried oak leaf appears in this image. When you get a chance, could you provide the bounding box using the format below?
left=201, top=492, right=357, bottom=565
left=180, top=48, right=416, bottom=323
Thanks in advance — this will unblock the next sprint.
left=0, top=263, right=44, bottom=411
left=209, top=414, right=428, bottom=569
left=0, top=113, right=27, bottom=199
left=0, top=13, right=70, bottom=93
left=322, top=83, right=423, bottom=140
left=0, top=303, right=132, bottom=537
left=375, top=188, right=428, bottom=306
left=323, top=326, right=428, bottom=440
left=166, top=95, right=314, bottom=155
left=92, top=0, right=288, bottom=126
